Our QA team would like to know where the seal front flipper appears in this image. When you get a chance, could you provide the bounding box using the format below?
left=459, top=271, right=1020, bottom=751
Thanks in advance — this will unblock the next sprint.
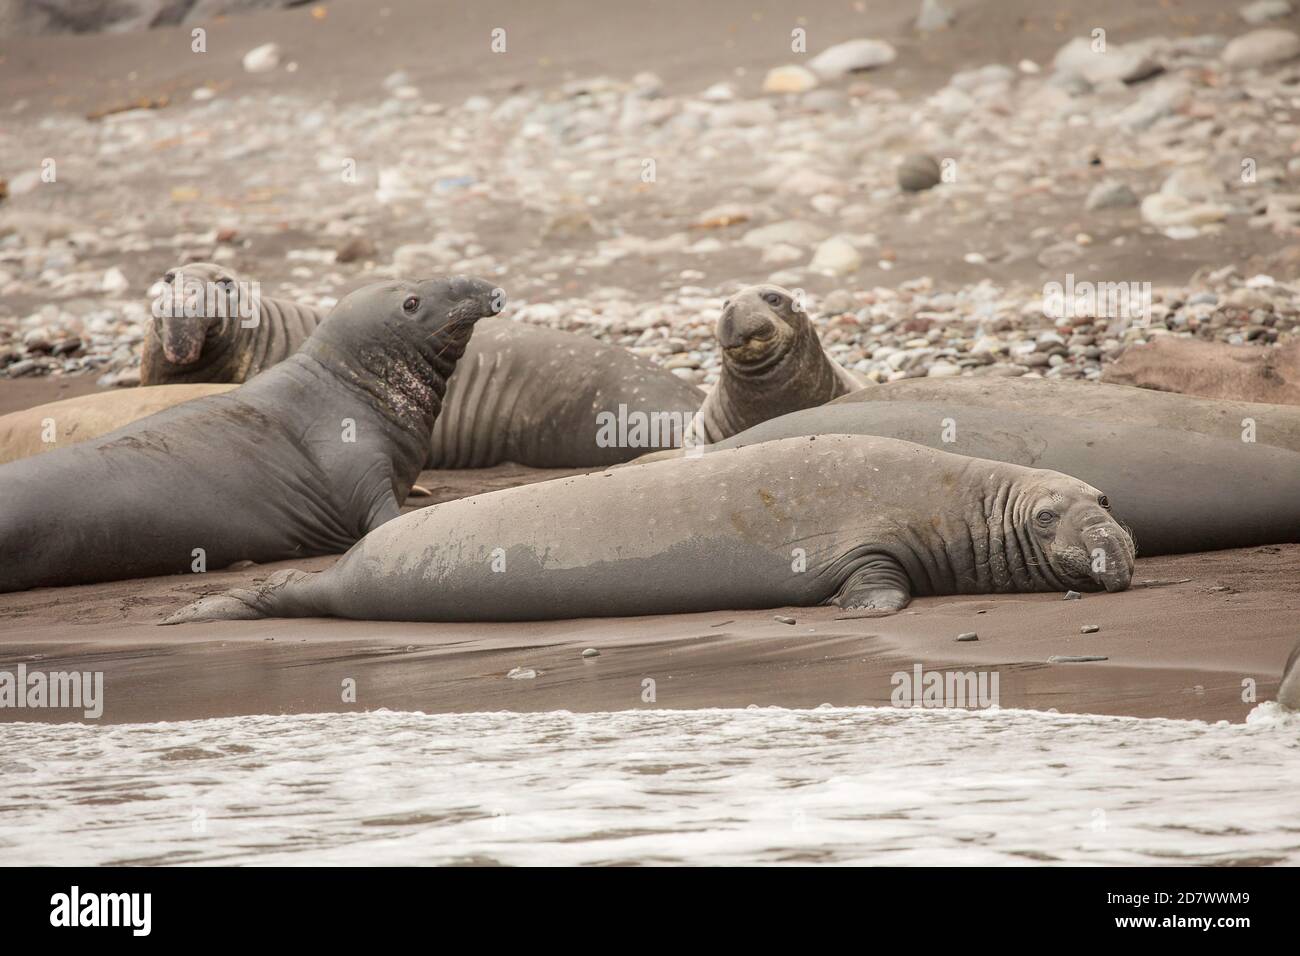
left=832, top=555, right=912, bottom=613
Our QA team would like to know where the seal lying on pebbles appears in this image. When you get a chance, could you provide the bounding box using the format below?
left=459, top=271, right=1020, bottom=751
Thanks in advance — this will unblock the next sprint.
left=163, top=434, right=1134, bottom=623
left=141, top=262, right=325, bottom=385
left=685, top=284, right=863, bottom=445
left=0, top=276, right=499, bottom=593
left=1100, top=338, right=1300, bottom=406
left=833, top=376, right=1300, bottom=453
left=0, top=384, right=233, bottom=466
left=137, top=265, right=702, bottom=467
left=659, top=402, right=1300, bottom=555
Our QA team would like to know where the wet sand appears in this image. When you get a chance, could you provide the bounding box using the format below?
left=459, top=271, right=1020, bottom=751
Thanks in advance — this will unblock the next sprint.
left=1, top=378, right=1293, bottom=726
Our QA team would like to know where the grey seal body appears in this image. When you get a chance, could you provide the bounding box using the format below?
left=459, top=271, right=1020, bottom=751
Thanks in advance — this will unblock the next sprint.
left=141, top=262, right=325, bottom=385
left=165, top=434, right=1134, bottom=624
left=0, top=276, right=499, bottom=593
left=428, top=318, right=703, bottom=467
left=687, top=284, right=862, bottom=445
left=834, top=377, right=1300, bottom=454
left=678, top=401, right=1300, bottom=556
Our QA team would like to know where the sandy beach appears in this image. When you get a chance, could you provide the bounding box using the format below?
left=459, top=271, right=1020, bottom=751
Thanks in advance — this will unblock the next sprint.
left=3, top=0, right=1299, bottom=729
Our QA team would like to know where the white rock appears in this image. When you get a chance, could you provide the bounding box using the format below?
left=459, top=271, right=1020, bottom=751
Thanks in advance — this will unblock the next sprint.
left=741, top=220, right=829, bottom=248
left=1239, top=1, right=1292, bottom=25
left=241, top=43, right=281, bottom=74
left=761, top=243, right=805, bottom=264
left=6, top=170, right=41, bottom=195
left=808, top=39, right=897, bottom=78
left=916, top=0, right=955, bottom=31
left=809, top=236, right=862, bottom=276
left=927, top=361, right=962, bottom=377
left=1086, top=180, right=1139, bottom=210
left=1222, top=28, right=1300, bottom=68
left=1140, top=193, right=1229, bottom=228
left=1052, top=37, right=1161, bottom=84
left=101, top=267, right=130, bottom=295
left=763, top=65, right=819, bottom=93
left=1160, top=166, right=1225, bottom=203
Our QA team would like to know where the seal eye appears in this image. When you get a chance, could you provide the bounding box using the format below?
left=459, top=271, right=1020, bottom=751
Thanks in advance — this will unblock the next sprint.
left=1098, top=495, right=1110, bottom=509
left=402, top=295, right=420, bottom=314
left=1036, top=509, right=1055, bottom=524
left=762, top=291, right=783, bottom=307
left=164, top=271, right=176, bottom=283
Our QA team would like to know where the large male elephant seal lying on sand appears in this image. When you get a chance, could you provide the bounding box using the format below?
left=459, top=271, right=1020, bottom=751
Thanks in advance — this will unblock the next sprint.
left=1100, top=337, right=1300, bottom=405
left=833, top=376, right=1300, bottom=453
left=138, top=262, right=702, bottom=467
left=0, top=276, right=499, bottom=593
left=651, top=402, right=1300, bottom=556
left=165, top=434, right=1134, bottom=623
left=686, top=284, right=863, bottom=445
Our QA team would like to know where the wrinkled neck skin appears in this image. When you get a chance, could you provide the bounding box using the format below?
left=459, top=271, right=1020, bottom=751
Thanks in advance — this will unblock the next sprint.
left=292, top=318, right=467, bottom=477
left=716, top=322, right=844, bottom=434
left=840, top=464, right=1084, bottom=597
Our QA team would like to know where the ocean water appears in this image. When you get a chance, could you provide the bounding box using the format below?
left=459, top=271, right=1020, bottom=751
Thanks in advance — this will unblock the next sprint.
left=1, top=705, right=1297, bottom=866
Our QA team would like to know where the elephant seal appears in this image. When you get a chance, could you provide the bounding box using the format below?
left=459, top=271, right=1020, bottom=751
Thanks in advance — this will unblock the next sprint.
left=164, top=434, right=1134, bottom=623
left=141, top=262, right=325, bottom=385
left=1100, top=338, right=1300, bottom=406
left=0, top=276, right=500, bottom=593
left=832, top=376, right=1300, bottom=454
left=428, top=318, right=703, bottom=467
left=1280, top=639, right=1300, bottom=712
left=661, top=401, right=1300, bottom=556
left=0, top=384, right=234, bottom=466
left=685, top=284, right=863, bottom=445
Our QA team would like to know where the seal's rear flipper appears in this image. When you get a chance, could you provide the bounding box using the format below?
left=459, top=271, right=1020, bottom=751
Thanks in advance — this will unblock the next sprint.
left=160, top=591, right=266, bottom=625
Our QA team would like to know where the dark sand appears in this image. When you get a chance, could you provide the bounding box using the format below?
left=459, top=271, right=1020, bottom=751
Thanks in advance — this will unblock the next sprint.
left=2, top=372, right=1295, bottom=726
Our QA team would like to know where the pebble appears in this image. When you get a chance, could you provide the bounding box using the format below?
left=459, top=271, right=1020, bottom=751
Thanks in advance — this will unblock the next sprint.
left=1085, top=180, right=1138, bottom=211
left=1080, top=624, right=1101, bottom=634
left=1239, top=1, right=1292, bottom=25
left=581, top=647, right=600, bottom=658
left=1221, top=29, right=1300, bottom=68
left=808, top=39, right=897, bottom=78
left=916, top=0, right=955, bottom=31
left=506, top=667, right=539, bottom=680
left=956, top=632, right=979, bottom=642
left=897, top=153, right=941, bottom=192
left=763, top=65, right=819, bottom=94
left=242, top=43, right=282, bottom=74
left=774, top=615, right=797, bottom=625
left=1064, top=591, right=1082, bottom=600
left=809, top=236, right=861, bottom=276
left=1047, top=655, right=1109, bottom=663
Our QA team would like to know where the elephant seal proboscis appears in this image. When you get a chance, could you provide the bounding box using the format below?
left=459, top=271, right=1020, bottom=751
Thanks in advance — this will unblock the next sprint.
left=660, top=401, right=1300, bottom=555
left=833, top=376, right=1300, bottom=453
left=142, top=262, right=325, bottom=385
left=163, top=434, right=1134, bottom=623
left=0, top=276, right=500, bottom=593
left=0, top=384, right=234, bottom=466
left=685, top=284, right=863, bottom=445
